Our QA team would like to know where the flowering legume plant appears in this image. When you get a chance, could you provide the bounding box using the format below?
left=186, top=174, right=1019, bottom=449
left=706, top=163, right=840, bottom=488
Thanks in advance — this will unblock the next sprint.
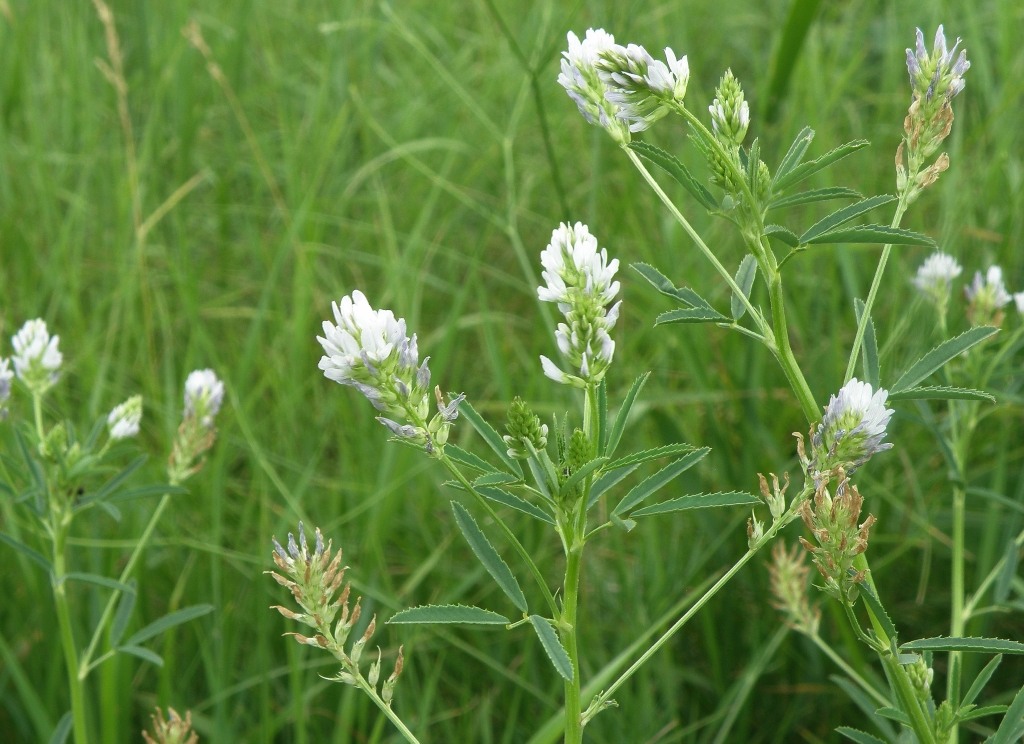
left=0, top=320, right=222, bottom=744
left=270, top=24, right=1024, bottom=744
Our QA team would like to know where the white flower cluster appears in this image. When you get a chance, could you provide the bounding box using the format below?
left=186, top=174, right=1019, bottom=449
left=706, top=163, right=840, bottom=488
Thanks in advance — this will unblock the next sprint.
left=558, top=28, right=689, bottom=138
left=537, top=222, right=621, bottom=387
left=10, top=319, right=62, bottom=395
left=812, top=378, right=894, bottom=476
left=317, top=291, right=462, bottom=452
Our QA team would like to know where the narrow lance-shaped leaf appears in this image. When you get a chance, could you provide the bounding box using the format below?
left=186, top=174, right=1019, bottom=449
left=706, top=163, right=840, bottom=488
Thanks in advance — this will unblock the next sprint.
left=109, top=580, right=138, bottom=647
left=874, top=708, right=912, bottom=725
left=891, top=327, right=1000, bottom=392
left=458, top=399, right=523, bottom=478
left=804, top=224, right=935, bottom=247
left=799, top=195, right=895, bottom=244
left=887, top=386, right=995, bottom=403
left=79, top=455, right=148, bottom=506
left=49, top=713, right=72, bottom=744
left=628, top=141, right=718, bottom=210
left=764, top=224, right=801, bottom=247
left=854, top=298, right=880, bottom=390
left=387, top=604, right=510, bottom=625
left=631, top=491, right=760, bottom=517
left=123, top=604, right=215, bottom=647
left=655, top=307, right=728, bottom=325
left=731, top=254, right=757, bottom=320
left=60, top=573, right=134, bottom=593
left=0, top=533, right=51, bottom=573
left=606, top=443, right=698, bottom=470
left=900, top=637, right=1024, bottom=655
left=772, top=138, right=870, bottom=193
left=115, top=645, right=164, bottom=667
left=988, top=682, right=1024, bottom=744
left=559, top=457, right=608, bottom=501
left=529, top=615, right=573, bottom=681
left=612, top=448, right=710, bottom=516
left=451, top=502, right=527, bottom=613
left=587, top=462, right=640, bottom=510
left=768, top=186, right=861, bottom=210
left=772, top=126, right=815, bottom=186
left=446, top=444, right=499, bottom=474
left=631, top=263, right=719, bottom=312
left=475, top=484, right=555, bottom=526
left=858, top=582, right=898, bottom=644
left=835, top=727, right=889, bottom=744
left=606, top=372, right=650, bottom=457
left=958, top=706, right=1007, bottom=723
left=961, top=655, right=1003, bottom=709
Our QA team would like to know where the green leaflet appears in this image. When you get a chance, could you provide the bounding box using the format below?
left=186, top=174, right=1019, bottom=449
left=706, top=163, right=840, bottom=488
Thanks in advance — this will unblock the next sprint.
left=451, top=501, right=528, bottom=613
left=630, top=491, right=760, bottom=517
left=529, top=615, right=573, bottom=681
left=387, top=604, right=510, bottom=625
left=900, top=637, right=1024, bottom=655
left=891, top=327, right=1000, bottom=392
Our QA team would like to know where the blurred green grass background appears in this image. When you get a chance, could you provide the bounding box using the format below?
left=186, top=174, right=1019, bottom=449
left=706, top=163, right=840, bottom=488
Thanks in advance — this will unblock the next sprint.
left=1, top=0, right=1022, bottom=741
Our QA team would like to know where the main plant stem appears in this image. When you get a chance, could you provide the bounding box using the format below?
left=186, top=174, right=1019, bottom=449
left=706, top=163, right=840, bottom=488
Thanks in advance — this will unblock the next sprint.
left=561, top=541, right=584, bottom=744
left=851, top=551, right=936, bottom=744
left=52, top=519, right=90, bottom=744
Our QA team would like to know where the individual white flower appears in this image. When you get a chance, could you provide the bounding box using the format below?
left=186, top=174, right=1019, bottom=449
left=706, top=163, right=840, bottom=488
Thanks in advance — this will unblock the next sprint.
left=184, top=369, right=225, bottom=428
left=107, top=395, right=143, bottom=440
left=965, top=265, right=1011, bottom=326
left=912, top=251, right=962, bottom=293
left=316, top=291, right=462, bottom=453
left=598, top=43, right=689, bottom=132
left=557, top=29, right=631, bottom=144
left=906, top=25, right=970, bottom=103
left=0, top=357, right=12, bottom=417
left=812, top=378, right=894, bottom=476
left=537, top=222, right=621, bottom=387
left=11, top=319, right=62, bottom=393
left=912, top=251, right=962, bottom=313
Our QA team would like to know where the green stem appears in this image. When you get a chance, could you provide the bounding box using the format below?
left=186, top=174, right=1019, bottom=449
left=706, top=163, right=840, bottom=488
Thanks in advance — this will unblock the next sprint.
left=80, top=492, right=174, bottom=676
left=880, top=651, right=936, bottom=744
left=624, top=140, right=818, bottom=424
left=623, top=148, right=764, bottom=325
left=849, top=553, right=936, bottom=744
left=52, top=522, right=90, bottom=744
left=561, top=540, right=584, bottom=744
left=843, top=196, right=910, bottom=383
left=584, top=504, right=802, bottom=721
left=766, top=265, right=819, bottom=423
left=807, top=630, right=890, bottom=708
left=353, top=673, right=422, bottom=744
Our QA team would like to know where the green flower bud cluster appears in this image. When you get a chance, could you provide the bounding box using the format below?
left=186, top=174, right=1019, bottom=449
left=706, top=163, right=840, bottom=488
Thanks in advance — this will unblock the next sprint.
left=559, top=429, right=593, bottom=505
left=708, top=69, right=749, bottom=149
left=504, top=396, right=549, bottom=459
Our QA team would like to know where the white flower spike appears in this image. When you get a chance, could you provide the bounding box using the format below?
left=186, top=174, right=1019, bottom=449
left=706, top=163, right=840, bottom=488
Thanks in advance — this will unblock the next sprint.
left=107, top=395, right=144, bottom=440
left=11, top=319, right=62, bottom=394
left=537, top=222, right=621, bottom=387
